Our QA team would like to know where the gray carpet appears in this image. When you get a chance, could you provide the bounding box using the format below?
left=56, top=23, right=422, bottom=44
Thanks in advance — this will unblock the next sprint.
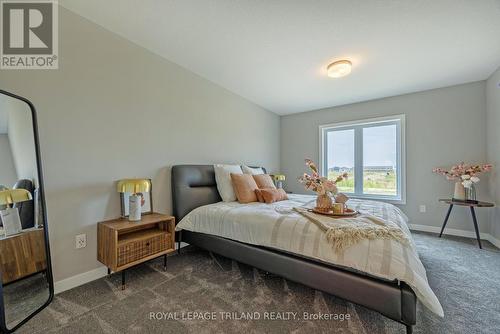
left=15, top=232, right=500, bottom=333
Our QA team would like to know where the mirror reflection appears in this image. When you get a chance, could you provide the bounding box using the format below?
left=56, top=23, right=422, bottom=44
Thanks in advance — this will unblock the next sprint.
left=0, top=94, right=49, bottom=330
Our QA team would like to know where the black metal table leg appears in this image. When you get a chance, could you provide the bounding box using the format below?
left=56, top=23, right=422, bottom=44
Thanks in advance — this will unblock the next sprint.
left=406, top=324, right=413, bottom=334
left=121, top=270, right=126, bottom=290
left=439, top=204, right=453, bottom=237
left=470, top=207, right=482, bottom=249
left=177, top=230, right=182, bottom=255
left=163, top=254, right=167, bottom=271
left=107, top=268, right=111, bottom=275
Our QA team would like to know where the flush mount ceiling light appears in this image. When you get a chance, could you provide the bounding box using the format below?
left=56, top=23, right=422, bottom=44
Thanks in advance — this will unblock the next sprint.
left=327, top=60, right=352, bottom=78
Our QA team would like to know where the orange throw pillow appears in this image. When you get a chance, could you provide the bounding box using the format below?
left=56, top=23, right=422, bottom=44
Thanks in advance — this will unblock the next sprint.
left=231, top=173, right=258, bottom=203
left=253, top=174, right=276, bottom=189
left=255, top=189, right=265, bottom=203
left=260, top=188, right=288, bottom=204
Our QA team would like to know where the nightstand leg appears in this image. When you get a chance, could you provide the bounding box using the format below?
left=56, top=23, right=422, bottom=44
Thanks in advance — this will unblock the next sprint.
left=121, top=270, right=126, bottom=290
left=177, top=230, right=182, bottom=255
left=163, top=254, right=167, bottom=271
left=439, top=204, right=453, bottom=237
left=470, top=207, right=482, bottom=249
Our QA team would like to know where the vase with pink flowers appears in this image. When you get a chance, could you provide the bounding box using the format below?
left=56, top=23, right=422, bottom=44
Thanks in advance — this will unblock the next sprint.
left=433, top=162, right=493, bottom=203
left=298, top=159, right=348, bottom=212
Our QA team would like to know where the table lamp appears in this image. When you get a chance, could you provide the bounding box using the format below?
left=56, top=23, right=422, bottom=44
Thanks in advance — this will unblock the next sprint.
left=0, top=189, right=33, bottom=236
left=117, top=179, right=151, bottom=222
left=0, top=185, right=7, bottom=210
left=273, top=174, right=286, bottom=189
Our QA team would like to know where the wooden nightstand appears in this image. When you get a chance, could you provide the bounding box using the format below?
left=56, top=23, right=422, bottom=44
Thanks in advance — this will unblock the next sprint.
left=97, top=213, right=175, bottom=289
left=0, top=228, right=47, bottom=284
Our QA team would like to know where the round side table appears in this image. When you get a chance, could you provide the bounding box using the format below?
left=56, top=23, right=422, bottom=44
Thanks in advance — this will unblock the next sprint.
left=438, top=199, right=495, bottom=249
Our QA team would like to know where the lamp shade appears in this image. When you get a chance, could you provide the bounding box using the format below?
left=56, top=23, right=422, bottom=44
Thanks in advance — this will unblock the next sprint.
left=0, top=189, right=33, bottom=206
left=273, top=174, right=286, bottom=182
left=117, top=179, right=151, bottom=194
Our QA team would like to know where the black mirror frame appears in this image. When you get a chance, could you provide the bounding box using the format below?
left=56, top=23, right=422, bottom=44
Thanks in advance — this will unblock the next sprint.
left=0, top=89, right=54, bottom=333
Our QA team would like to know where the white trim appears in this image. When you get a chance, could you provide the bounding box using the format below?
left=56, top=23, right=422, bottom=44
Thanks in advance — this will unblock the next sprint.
left=319, top=114, right=406, bottom=130
left=410, top=224, right=500, bottom=249
left=409, top=224, right=489, bottom=238
left=54, top=242, right=190, bottom=294
left=54, top=266, right=107, bottom=294
left=319, top=114, right=406, bottom=204
left=399, top=115, right=406, bottom=204
left=490, top=234, right=500, bottom=249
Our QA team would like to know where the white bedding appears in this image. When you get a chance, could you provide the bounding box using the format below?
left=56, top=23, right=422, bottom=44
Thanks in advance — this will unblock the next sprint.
left=176, top=194, right=443, bottom=316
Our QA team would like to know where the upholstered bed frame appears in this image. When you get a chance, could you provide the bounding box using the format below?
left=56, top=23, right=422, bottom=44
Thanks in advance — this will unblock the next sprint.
left=171, top=165, right=416, bottom=333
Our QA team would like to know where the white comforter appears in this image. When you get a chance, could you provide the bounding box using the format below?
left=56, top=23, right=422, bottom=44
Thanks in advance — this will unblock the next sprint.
left=176, top=194, right=443, bottom=316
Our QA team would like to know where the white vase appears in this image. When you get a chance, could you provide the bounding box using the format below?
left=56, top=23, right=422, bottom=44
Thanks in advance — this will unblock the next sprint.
left=453, top=182, right=465, bottom=201
left=128, top=194, right=142, bottom=222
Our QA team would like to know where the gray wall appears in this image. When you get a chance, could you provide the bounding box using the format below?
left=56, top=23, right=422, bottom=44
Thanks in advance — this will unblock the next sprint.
left=281, top=82, right=490, bottom=232
left=486, top=67, right=500, bottom=239
left=0, top=8, right=280, bottom=281
left=0, top=135, right=17, bottom=187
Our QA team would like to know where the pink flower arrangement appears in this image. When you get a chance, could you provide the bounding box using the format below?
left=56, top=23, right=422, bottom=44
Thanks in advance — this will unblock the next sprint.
left=432, top=162, right=493, bottom=188
left=298, top=159, right=348, bottom=195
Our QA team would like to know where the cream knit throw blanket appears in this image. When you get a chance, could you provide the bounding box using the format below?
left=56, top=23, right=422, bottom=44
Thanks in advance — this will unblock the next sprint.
left=293, top=207, right=409, bottom=253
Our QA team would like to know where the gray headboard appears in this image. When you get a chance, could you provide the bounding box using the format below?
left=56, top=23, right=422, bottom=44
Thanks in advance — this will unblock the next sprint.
left=171, top=165, right=266, bottom=222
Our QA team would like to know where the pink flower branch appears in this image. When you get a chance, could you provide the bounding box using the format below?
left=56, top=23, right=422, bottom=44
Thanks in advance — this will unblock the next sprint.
left=432, top=162, right=493, bottom=188
left=298, top=159, right=347, bottom=195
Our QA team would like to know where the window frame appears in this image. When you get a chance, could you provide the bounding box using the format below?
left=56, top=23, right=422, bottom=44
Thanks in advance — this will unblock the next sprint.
left=319, top=114, right=406, bottom=204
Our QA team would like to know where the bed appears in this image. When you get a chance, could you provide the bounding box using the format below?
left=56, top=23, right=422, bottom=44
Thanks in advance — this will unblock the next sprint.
left=171, top=165, right=442, bottom=333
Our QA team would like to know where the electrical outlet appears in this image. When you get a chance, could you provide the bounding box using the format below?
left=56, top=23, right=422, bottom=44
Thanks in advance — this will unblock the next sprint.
left=76, top=234, right=86, bottom=249
left=419, top=205, right=426, bottom=213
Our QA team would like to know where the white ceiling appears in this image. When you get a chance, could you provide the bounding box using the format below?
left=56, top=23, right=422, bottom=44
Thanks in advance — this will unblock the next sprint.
left=60, top=0, right=500, bottom=115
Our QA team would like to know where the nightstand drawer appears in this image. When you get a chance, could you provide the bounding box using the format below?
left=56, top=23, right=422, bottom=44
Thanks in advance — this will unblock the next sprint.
left=117, top=232, right=171, bottom=267
left=98, top=213, right=175, bottom=275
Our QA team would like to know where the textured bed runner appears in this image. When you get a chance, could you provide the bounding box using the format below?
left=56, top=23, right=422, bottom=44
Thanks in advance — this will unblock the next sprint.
left=293, top=207, right=410, bottom=253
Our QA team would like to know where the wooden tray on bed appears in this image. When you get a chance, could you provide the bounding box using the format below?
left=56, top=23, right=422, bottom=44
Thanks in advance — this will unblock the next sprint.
left=309, top=207, right=359, bottom=217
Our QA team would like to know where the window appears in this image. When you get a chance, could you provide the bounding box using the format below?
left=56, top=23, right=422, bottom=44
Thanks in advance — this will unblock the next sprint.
left=319, top=115, right=405, bottom=204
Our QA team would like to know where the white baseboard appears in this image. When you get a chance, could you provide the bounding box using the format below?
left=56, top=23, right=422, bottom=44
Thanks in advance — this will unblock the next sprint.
left=54, top=242, right=190, bottom=294
left=54, top=266, right=108, bottom=294
left=410, top=224, right=500, bottom=249
left=409, top=224, right=488, bottom=238
left=489, top=235, right=500, bottom=248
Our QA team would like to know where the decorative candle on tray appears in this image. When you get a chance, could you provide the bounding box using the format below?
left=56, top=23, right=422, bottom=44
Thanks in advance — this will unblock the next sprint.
left=332, top=203, right=344, bottom=214
left=298, top=159, right=348, bottom=212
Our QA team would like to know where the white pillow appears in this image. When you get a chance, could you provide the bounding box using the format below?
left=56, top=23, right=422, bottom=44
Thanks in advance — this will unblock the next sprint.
left=242, top=165, right=265, bottom=175
left=214, top=164, right=243, bottom=202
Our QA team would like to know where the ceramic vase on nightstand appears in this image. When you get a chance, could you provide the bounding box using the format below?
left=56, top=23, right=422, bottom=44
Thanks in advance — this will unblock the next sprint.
left=453, top=182, right=466, bottom=201
left=128, top=194, right=142, bottom=221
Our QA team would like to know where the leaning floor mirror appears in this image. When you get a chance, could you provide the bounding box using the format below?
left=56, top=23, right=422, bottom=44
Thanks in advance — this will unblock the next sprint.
left=0, top=90, right=53, bottom=333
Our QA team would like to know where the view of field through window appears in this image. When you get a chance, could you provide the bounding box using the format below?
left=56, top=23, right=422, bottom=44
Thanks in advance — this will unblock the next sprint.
left=327, top=129, right=355, bottom=193
left=326, top=124, right=397, bottom=196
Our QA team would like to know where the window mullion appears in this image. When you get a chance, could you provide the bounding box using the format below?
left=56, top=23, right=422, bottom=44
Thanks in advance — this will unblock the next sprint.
left=354, top=126, right=363, bottom=195
left=396, top=121, right=402, bottom=199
